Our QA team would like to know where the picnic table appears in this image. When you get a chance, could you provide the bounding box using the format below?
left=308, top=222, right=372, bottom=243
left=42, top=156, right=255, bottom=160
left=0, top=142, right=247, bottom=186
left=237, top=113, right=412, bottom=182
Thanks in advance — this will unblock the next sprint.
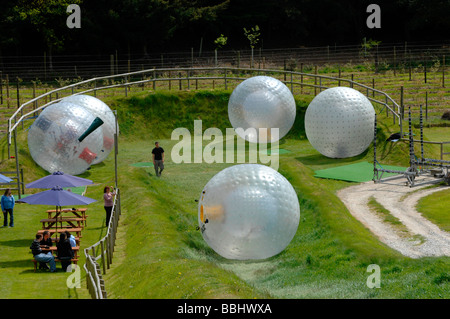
left=40, top=217, right=85, bottom=230
left=46, top=208, right=88, bottom=226
left=37, top=227, right=83, bottom=239
left=41, top=245, right=80, bottom=258
left=32, top=245, right=80, bottom=272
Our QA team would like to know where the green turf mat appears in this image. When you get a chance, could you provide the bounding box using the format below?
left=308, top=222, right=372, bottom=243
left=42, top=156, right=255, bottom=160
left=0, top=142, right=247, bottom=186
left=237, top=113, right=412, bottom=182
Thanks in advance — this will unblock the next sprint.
left=130, top=162, right=154, bottom=167
left=314, top=162, right=408, bottom=183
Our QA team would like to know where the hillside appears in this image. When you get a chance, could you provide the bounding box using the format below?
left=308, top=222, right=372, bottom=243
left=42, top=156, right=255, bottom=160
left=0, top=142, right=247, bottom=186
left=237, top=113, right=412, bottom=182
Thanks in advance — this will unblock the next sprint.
left=0, top=90, right=448, bottom=299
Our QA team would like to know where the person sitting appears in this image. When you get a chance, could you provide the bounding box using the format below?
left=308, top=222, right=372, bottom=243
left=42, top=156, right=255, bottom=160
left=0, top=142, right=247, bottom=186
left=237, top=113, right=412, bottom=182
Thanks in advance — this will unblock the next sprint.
left=64, top=230, right=76, bottom=248
left=30, top=234, right=56, bottom=272
left=56, top=233, right=74, bottom=272
left=39, top=231, right=53, bottom=269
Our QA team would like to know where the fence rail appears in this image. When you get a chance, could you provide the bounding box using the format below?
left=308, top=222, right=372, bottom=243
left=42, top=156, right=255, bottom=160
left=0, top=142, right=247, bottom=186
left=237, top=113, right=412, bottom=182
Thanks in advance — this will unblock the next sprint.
left=84, top=188, right=121, bottom=299
left=7, top=66, right=404, bottom=150
left=1, top=42, right=449, bottom=81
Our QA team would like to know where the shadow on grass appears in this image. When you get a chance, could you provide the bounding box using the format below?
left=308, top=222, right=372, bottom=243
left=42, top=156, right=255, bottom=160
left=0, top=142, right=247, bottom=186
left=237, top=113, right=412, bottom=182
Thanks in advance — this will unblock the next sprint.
left=0, top=238, right=32, bottom=247
left=0, top=258, right=32, bottom=269
left=295, top=149, right=369, bottom=168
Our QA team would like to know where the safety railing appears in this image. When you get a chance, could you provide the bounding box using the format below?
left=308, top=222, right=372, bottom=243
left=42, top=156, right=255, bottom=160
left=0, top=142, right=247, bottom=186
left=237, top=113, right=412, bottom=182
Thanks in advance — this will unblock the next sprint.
left=7, top=66, right=403, bottom=153
left=84, top=188, right=121, bottom=299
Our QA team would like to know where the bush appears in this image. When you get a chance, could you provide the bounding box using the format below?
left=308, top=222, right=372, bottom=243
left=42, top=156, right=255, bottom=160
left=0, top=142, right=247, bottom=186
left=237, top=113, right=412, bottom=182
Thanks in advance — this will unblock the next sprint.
left=442, top=111, right=450, bottom=121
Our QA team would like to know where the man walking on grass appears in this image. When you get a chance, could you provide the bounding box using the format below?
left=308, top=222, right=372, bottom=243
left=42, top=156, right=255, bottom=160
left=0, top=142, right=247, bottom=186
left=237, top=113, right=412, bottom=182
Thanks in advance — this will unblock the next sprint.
left=152, top=141, right=165, bottom=177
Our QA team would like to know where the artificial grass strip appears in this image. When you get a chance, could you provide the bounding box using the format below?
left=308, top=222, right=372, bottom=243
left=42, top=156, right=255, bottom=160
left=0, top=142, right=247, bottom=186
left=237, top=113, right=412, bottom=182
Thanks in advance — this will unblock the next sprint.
left=314, top=161, right=408, bottom=183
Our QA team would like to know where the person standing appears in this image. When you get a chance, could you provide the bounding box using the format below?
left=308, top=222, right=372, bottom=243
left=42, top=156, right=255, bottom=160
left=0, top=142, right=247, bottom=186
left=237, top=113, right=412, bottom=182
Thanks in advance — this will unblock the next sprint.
left=1, top=188, right=15, bottom=227
left=103, top=186, right=116, bottom=226
left=152, top=141, right=165, bottom=177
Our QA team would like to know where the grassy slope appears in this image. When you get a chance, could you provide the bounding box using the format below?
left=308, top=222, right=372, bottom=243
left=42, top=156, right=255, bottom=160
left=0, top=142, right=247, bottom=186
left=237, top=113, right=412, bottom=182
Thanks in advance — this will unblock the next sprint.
left=104, top=91, right=449, bottom=299
left=0, top=90, right=448, bottom=299
left=417, top=188, right=450, bottom=233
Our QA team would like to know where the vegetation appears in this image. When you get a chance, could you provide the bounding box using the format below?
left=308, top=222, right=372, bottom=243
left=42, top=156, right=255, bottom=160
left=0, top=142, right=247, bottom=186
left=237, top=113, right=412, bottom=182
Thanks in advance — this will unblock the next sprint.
left=1, top=89, right=448, bottom=299
left=417, top=188, right=450, bottom=233
left=1, top=0, right=450, bottom=57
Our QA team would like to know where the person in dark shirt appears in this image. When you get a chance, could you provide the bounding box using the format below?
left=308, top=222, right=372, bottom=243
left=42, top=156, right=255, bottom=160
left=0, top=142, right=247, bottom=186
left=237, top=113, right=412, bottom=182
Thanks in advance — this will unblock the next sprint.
left=152, top=141, right=165, bottom=177
left=39, top=231, right=53, bottom=269
left=30, top=233, right=56, bottom=272
left=41, top=230, right=53, bottom=247
left=56, top=233, right=74, bottom=272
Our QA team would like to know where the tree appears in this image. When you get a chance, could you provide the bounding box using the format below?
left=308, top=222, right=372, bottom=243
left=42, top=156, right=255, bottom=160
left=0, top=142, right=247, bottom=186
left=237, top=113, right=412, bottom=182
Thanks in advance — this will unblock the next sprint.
left=243, top=25, right=260, bottom=68
left=213, top=34, right=227, bottom=67
left=11, top=0, right=82, bottom=69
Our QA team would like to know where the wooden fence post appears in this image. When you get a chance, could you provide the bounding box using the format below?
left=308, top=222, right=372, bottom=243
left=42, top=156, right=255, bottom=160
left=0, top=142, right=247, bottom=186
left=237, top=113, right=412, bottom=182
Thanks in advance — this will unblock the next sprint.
left=424, top=57, right=427, bottom=84
left=372, top=78, right=375, bottom=97
left=300, top=63, right=304, bottom=94
left=237, top=51, right=240, bottom=69
left=443, top=55, right=446, bottom=88
left=393, top=46, right=396, bottom=76
left=400, top=86, right=404, bottom=120
left=314, top=65, right=318, bottom=95
left=6, top=74, right=9, bottom=108
left=0, top=71, right=3, bottom=105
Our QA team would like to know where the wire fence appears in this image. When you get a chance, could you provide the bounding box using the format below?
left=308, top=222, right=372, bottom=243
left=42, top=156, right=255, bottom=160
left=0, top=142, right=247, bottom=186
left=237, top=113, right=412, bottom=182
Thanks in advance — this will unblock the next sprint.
left=1, top=42, right=450, bottom=83
left=84, top=188, right=121, bottom=299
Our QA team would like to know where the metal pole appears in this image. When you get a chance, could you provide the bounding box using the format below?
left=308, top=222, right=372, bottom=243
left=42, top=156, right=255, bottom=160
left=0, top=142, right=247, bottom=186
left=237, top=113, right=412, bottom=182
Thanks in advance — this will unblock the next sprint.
left=114, top=110, right=118, bottom=189
left=373, top=113, right=377, bottom=181
left=420, top=104, right=424, bottom=162
left=13, top=129, right=20, bottom=199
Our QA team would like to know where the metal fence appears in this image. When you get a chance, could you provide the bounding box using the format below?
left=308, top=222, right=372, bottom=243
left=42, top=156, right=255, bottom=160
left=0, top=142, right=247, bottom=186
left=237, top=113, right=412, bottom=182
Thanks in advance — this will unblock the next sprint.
left=84, top=188, right=121, bottom=299
left=1, top=42, right=449, bottom=82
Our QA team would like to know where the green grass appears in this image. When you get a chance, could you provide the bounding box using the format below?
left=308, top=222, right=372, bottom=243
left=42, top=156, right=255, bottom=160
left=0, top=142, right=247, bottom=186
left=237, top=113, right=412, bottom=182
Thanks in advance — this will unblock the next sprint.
left=0, top=90, right=449, bottom=299
left=368, top=196, right=406, bottom=229
left=417, top=188, right=450, bottom=233
left=367, top=196, right=426, bottom=245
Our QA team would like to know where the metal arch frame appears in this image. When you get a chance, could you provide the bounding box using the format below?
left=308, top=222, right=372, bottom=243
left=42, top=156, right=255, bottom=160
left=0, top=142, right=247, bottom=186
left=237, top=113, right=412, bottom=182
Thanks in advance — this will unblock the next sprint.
left=373, top=105, right=450, bottom=187
left=7, top=66, right=404, bottom=197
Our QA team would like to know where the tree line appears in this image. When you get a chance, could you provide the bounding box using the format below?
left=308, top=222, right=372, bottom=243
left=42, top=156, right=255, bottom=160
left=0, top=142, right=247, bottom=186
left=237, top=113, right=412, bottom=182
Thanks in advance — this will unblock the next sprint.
left=0, top=0, right=449, bottom=60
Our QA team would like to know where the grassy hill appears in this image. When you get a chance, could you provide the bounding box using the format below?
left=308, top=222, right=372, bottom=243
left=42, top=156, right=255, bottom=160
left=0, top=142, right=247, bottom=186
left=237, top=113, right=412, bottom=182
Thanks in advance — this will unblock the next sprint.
left=0, top=89, right=449, bottom=299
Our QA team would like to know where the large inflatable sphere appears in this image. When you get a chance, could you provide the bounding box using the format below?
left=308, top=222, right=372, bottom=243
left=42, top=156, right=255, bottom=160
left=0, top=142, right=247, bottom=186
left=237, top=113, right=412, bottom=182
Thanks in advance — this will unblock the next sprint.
left=198, top=164, right=300, bottom=260
left=305, top=87, right=375, bottom=158
left=28, top=101, right=104, bottom=175
left=62, top=94, right=117, bottom=164
left=228, top=76, right=296, bottom=143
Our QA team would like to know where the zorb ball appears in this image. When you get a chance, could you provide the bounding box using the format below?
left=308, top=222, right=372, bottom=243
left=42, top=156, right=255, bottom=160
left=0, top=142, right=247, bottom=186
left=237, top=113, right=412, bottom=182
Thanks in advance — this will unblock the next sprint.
left=28, top=101, right=104, bottom=175
left=305, top=87, right=375, bottom=158
left=62, top=94, right=117, bottom=164
left=198, top=164, right=300, bottom=260
left=228, top=76, right=296, bottom=143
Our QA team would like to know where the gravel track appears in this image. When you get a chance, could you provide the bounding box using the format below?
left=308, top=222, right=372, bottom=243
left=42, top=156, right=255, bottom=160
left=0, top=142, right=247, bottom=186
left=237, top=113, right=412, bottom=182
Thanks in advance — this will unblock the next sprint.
left=337, top=175, right=450, bottom=258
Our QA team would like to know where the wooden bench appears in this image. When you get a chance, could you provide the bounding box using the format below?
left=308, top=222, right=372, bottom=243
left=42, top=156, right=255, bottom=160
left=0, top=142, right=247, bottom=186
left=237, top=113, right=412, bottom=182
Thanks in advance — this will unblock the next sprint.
left=32, top=246, right=80, bottom=272
left=32, top=258, right=79, bottom=272
left=37, top=227, right=82, bottom=238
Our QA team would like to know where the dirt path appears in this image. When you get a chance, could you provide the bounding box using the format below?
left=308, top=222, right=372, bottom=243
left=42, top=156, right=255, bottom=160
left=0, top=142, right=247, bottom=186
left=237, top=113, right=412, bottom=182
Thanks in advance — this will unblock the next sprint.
left=337, top=175, right=450, bottom=258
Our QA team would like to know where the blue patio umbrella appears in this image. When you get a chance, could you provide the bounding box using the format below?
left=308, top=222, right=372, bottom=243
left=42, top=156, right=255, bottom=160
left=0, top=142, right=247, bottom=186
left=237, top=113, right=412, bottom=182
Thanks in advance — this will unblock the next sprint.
left=19, top=186, right=96, bottom=234
left=26, top=171, right=93, bottom=189
left=19, top=186, right=96, bottom=206
left=0, top=174, right=13, bottom=184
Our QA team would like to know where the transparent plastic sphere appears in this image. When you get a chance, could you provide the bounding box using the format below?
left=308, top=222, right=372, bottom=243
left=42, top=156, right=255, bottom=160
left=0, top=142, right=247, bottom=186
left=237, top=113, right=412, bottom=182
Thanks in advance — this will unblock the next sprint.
left=198, top=164, right=300, bottom=260
left=62, top=94, right=117, bottom=164
left=28, top=101, right=104, bottom=175
left=228, top=76, right=296, bottom=143
left=305, top=87, right=375, bottom=158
